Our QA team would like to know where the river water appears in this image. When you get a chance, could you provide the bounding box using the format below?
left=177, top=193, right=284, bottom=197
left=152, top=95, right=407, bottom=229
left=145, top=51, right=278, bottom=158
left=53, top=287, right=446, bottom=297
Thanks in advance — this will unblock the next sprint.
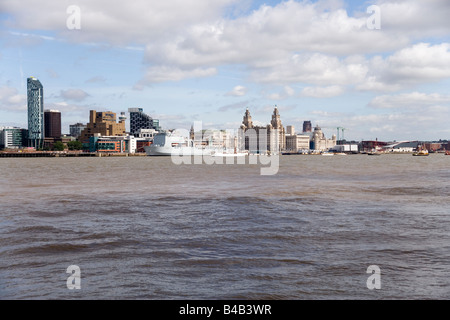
left=0, top=154, right=449, bottom=299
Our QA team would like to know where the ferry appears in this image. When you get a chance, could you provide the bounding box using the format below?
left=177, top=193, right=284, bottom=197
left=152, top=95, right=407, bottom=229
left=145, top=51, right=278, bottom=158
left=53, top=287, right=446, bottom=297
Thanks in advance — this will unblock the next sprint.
left=144, top=132, right=247, bottom=157
left=144, top=132, right=212, bottom=156
left=412, top=149, right=429, bottom=157
left=212, top=149, right=247, bottom=158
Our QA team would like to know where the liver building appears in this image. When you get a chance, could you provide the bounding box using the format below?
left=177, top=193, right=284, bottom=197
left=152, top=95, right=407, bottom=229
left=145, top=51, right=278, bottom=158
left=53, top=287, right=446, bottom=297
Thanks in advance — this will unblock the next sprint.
left=240, top=107, right=286, bottom=154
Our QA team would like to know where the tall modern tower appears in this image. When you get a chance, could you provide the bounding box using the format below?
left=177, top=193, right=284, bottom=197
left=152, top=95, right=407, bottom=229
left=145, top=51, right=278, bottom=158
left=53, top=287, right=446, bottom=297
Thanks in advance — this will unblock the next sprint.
left=128, top=108, right=160, bottom=136
left=27, top=77, right=44, bottom=148
left=303, top=121, right=312, bottom=133
left=44, top=110, right=61, bottom=138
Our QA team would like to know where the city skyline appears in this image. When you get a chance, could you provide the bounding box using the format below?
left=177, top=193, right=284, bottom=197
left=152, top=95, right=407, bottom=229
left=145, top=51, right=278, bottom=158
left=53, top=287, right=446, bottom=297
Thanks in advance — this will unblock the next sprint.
left=1, top=0, right=450, bottom=141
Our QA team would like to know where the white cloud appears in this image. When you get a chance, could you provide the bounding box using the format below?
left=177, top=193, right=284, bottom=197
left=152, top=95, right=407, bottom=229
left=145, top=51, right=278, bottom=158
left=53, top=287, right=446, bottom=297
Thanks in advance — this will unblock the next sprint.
left=85, top=76, right=107, bottom=83
left=267, top=86, right=295, bottom=100
left=218, top=100, right=250, bottom=112
left=369, top=92, right=450, bottom=109
left=59, top=89, right=90, bottom=101
left=376, top=0, right=450, bottom=38
left=225, top=85, right=247, bottom=97
left=301, top=85, right=344, bottom=98
left=357, top=43, right=450, bottom=92
left=4, top=0, right=450, bottom=92
left=0, top=0, right=239, bottom=45
left=0, top=86, right=26, bottom=111
left=139, top=66, right=217, bottom=83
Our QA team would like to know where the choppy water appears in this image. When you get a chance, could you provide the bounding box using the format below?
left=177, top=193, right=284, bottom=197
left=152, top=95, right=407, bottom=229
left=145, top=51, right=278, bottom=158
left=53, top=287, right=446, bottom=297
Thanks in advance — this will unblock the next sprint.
left=0, top=154, right=449, bottom=299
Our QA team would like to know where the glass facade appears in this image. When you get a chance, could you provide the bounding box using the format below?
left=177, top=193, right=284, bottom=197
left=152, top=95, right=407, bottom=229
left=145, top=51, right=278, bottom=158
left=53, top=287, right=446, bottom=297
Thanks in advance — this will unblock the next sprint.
left=27, top=77, right=44, bottom=148
left=0, top=128, right=26, bottom=149
left=128, top=108, right=160, bottom=136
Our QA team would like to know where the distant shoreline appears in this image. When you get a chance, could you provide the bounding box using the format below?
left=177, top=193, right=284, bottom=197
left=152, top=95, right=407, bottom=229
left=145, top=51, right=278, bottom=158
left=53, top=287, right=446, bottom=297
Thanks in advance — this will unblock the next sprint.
left=1, top=151, right=448, bottom=158
left=0, top=152, right=146, bottom=158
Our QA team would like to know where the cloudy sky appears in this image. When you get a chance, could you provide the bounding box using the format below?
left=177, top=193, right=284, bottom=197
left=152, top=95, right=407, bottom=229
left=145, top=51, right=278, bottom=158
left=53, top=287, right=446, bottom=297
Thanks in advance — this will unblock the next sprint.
left=1, top=0, right=450, bottom=141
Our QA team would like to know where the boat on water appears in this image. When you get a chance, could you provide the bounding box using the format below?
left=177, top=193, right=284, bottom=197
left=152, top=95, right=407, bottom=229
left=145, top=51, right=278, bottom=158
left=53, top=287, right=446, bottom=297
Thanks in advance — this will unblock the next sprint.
left=211, top=149, right=247, bottom=157
left=368, top=152, right=382, bottom=156
left=144, top=132, right=212, bottom=156
left=413, top=146, right=429, bottom=157
left=446, top=150, right=450, bottom=156
left=413, top=150, right=429, bottom=156
left=144, top=132, right=247, bottom=157
left=321, top=152, right=334, bottom=156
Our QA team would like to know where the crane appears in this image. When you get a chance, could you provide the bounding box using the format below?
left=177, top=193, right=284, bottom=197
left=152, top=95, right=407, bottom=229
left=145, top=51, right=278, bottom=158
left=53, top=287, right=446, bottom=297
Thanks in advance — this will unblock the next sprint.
left=336, top=127, right=347, bottom=143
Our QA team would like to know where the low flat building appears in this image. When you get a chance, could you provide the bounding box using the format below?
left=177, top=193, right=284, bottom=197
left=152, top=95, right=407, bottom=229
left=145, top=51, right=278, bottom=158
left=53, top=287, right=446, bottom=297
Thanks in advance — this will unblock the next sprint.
left=383, top=141, right=419, bottom=152
left=423, top=142, right=443, bottom=152
left=88, top=135, right=137, bottom=153
left=330, top=144, right=358, bottom=153
left=360, top=140, right=388, bottom=152
left=285, top=134, right=310, bottom=153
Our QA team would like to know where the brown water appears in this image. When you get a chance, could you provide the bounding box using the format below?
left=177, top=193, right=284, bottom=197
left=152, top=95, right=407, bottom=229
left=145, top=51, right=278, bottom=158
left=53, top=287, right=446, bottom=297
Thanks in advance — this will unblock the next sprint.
left=0, top=154, right=449, bottom=299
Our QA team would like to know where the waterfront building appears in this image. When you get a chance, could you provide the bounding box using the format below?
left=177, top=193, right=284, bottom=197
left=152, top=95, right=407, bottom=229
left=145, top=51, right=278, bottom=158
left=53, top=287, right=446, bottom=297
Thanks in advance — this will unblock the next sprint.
left=0, top=127, right=27, bottom=149
left=78, top=110, right=127, bottom=146
left=312, top=125, right=336, bottom=151
left=382, top=141, right=419, bottom=153
left=285, top=134, right=310, bottom=153
left=359, top=140, right=388, bottom=152
left=240, top=107, right=286, bottom=154
left=136, top=139, right=152, bottom=153
left=44, top=110, right=61, bottom=139
left=88, top=135, right=137, bottom=153
left=187, top=128, right=235, bottom=150
left=136, top=128, right=158, bottom=139
left=330, top=144, right=359, bottom=153
left=69, top=123, right=87, bottom=138
left=423, top=142, right=443, bottom=152
left=286, top=126, right=295, bottom=136
left=128, top=108, right=160, bottom=137
left=27, top=77, right=44, bottom=148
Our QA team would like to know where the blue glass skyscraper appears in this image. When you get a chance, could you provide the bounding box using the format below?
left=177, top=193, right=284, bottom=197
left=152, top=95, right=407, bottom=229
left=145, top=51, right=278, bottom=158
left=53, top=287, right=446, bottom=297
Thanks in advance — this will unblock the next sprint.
left=27, top=77, right=44, bottom=148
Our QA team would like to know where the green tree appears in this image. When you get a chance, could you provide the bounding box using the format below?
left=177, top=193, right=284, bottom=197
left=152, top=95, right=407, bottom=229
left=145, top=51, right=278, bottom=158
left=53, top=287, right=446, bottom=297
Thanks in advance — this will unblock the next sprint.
left=67, top=141, right=83, bottom=150
left=53, top=141, right=65, bottom=151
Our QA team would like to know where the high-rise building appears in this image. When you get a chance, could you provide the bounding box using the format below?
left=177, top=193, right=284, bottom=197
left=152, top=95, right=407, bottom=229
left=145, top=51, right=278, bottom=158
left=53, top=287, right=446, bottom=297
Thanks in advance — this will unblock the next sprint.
left=303, top=121, right=312, bottom=133
left=44, top=110, right=61, bottom=138
left=128, top=108, right=160, bottom=137
left=78, top=110, right=127, bottom=145
left=27, top=77, right=44, bottom=148
left=69, top=123, right=87, bottom=138
left=0, top=127, right=27, bottom=149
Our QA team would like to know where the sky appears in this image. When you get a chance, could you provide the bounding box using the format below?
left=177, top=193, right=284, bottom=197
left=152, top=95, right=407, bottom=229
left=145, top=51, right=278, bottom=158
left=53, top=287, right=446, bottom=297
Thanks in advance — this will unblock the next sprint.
left=1, top=0, right=450, bottom=141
